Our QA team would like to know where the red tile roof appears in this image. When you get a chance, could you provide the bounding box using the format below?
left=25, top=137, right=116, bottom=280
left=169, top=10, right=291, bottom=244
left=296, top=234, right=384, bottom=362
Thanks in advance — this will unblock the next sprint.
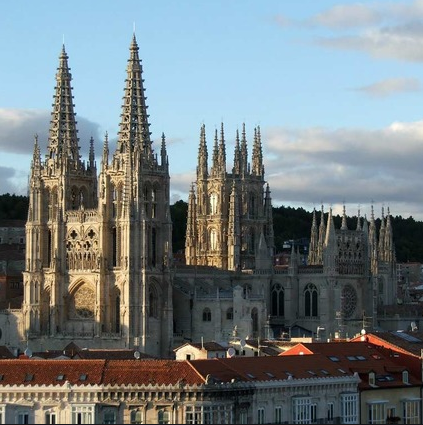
left=0, top=360, right=105, bottom=386
left=102, top=360, right=205, bottom=386
left=190, top=354, right=357, bottom=383
left=281, top=341, right=421, bottom=389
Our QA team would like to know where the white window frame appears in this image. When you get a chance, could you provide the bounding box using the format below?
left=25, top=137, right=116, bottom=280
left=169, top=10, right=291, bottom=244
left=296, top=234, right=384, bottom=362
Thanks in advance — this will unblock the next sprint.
left=292, top=397, right=311, bottom=424
left=16, top=410, right=30, bottom=425
left=257, top=407, right=265, bottom=424
left=0, top=405, right=5, bottom=425
left=71, top=404, right=95, bottom=424
left=186, top=405, right=232, bottom=425
left=275, top=406, right=283, bottom=424
left=403, top=399, right=420, bottom=424
left=341, top=393, right=359, bottom=424
left=45, top=410, right=57, bottom=425
left=327, top=402, right=334, bottom=423
left=367, top=401, right=387, bottom=424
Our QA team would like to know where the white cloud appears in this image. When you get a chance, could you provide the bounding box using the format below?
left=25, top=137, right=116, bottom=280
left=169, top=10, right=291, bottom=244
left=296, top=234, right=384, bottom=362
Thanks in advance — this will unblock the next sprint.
left=355, top=77, right=420, bottom=97
left=280, top=1, right=423, bottom=63
left=263, top=120, right=423, bottom=219
left=311, top=3, right=383, bottom=29
left=0, top=108, right=102, bottom=156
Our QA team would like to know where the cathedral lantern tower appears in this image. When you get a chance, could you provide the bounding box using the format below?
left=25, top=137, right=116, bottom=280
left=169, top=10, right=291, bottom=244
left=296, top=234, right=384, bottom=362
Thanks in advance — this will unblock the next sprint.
left=185, top=123, right=274, bottom=270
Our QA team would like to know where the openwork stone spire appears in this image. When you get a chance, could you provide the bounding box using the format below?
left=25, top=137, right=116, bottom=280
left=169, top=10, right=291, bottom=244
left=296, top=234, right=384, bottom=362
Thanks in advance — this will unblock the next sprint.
left=117, top=34, right=152, bottom=160
left=47, top=44, right=81, bottom=169
left=252, top=126, right=263, bottom=177
left=197, top=124, right=208, bottom=178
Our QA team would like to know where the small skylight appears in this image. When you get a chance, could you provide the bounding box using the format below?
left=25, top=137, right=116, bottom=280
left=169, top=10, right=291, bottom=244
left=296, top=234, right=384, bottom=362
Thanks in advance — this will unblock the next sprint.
left=338, top=368, right=347, bottom=374
left=347, top=356, right=357, bottom=361
left=376, top=374, right=394, bottom=382
left=246, top=373, right=256, bottom=379
left=56, top=374, right=65, bottom=381
left=320, top=369, right=329, bottom=375
left=328, top=356, right=340, bottom=362
left=0, top=374, right=4, bottom=381
left=356, top=355, right=366, bottom=361
left=79, top=373, right=87, bottom=381
left=264, top=372, right=275, bottom=378
left=24, top=373, right=34, bottom=381
left=308, top=370, right=316, bottom=375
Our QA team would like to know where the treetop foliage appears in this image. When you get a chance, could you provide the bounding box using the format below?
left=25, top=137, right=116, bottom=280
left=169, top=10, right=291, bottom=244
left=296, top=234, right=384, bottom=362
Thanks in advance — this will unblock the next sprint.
left=1, top=194, right=421, bottom=263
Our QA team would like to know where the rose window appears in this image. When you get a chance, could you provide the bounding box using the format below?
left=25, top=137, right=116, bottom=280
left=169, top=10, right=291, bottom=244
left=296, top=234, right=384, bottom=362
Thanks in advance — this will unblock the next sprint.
left=72, top=285, right=95, bottom=319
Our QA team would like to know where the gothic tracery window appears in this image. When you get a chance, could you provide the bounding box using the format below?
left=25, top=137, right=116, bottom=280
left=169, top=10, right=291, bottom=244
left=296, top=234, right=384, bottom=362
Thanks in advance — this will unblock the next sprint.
left=203, top=308, right=211, bottom=322
left=71, top=285, right=95, bottom=319
left=210, top=193, right=218, bottom=215
left=342, top=284, right=357, bottom=318
left=149, top=285, right=158, bottom=318
left=304, top=283, right=318, bottom=317
left=271, top=283, right=284, bottom=317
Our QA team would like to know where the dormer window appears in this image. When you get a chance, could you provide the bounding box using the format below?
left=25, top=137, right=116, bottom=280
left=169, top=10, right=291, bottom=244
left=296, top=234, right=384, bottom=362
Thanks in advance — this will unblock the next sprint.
left=402, top=370, right=409, bottom=384
left=369, top=372, right=375, bottom=386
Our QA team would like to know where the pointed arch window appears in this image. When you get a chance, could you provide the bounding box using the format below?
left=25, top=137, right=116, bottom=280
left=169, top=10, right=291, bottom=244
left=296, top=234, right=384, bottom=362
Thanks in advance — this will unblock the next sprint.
left=226, top=307, right=233, bottom=320
left=152, top=188, right=157, bottom=218
left=210, top=193, right=218, bottom=215
left=251, top=307, right=259, bottom=336
left=149, top=285, right=158, bottom=318
left=202, top=308, right=211, bottom=322
left=210, top=229, right=217, bottom=251
left=271, top=283, right=284, bottom=317
left=115, top=295, right=120, bottom=333
left=304, top=283, right=318, bottom=317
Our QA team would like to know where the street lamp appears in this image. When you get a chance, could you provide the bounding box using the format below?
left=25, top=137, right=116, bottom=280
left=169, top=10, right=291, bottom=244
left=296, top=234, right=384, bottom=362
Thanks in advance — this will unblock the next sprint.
left=316, top=326, right=325, bottom=341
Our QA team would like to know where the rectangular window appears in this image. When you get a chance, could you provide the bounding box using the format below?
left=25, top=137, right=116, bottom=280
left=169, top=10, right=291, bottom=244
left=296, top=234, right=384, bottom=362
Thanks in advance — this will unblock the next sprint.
left=71, top=405, right=95, bottom=424
left=17, top=412, right=29, bottom=424
left=239, top=410, right=248, bottom=424
left=257, top=407, right=265, bottom=424
left=403, top=400, right=420, bottom=424
left=341, top=393, right=359, bottom=424
left=103, top=409, right=117, bottom=424
left=311, top=404, right=317, bottom=424
left=186, top=405, right=232, bottom=425
left=46, top=412, right=56, bottom=424
left=157, top=410, right=170, bottom=425
left=130, top=409, right=143, bottom=424
left=275, top=406, right=283, bottom=424
left=327, top=403, right=334, bottom=423
left=185, top=406, right=202, bottom=425
left=368, top=402, right=386, bottom=424
left=292, top=397, right=311, bottom=424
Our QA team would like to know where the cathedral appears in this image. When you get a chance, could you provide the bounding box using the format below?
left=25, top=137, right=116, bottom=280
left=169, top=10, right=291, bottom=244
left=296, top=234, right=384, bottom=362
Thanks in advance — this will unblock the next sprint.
left=1, top=35, right=396, bottom=357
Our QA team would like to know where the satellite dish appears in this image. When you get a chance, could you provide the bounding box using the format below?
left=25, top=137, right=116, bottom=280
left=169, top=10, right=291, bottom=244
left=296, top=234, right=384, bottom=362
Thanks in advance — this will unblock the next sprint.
left=24, top=347, right=32, bottom=358
left=134, top=350, right=141, bottom=360
left=240, top=339, right=246, bottom=348
left=227, top=347, right=236, bottom=358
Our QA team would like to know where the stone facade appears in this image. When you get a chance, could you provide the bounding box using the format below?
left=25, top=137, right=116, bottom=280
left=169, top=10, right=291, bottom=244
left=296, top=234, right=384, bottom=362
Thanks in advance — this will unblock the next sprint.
left=0, top=35, right=397, bottom=357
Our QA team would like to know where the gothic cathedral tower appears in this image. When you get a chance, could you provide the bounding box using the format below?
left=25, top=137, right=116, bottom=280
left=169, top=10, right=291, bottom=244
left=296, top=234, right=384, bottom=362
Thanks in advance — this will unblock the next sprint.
left=185, top=123, right=274, bottom=270
left=23, top=35, right=173, bottom=357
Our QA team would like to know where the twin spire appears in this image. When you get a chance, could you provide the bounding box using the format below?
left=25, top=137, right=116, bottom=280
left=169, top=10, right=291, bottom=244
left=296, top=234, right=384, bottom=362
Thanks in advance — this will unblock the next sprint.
left=44, top=34, right=157, bottom=175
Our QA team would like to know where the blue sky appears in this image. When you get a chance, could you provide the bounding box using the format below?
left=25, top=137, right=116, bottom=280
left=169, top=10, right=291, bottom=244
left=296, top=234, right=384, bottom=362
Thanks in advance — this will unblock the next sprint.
left=2, top=1, right=423, bottom=220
